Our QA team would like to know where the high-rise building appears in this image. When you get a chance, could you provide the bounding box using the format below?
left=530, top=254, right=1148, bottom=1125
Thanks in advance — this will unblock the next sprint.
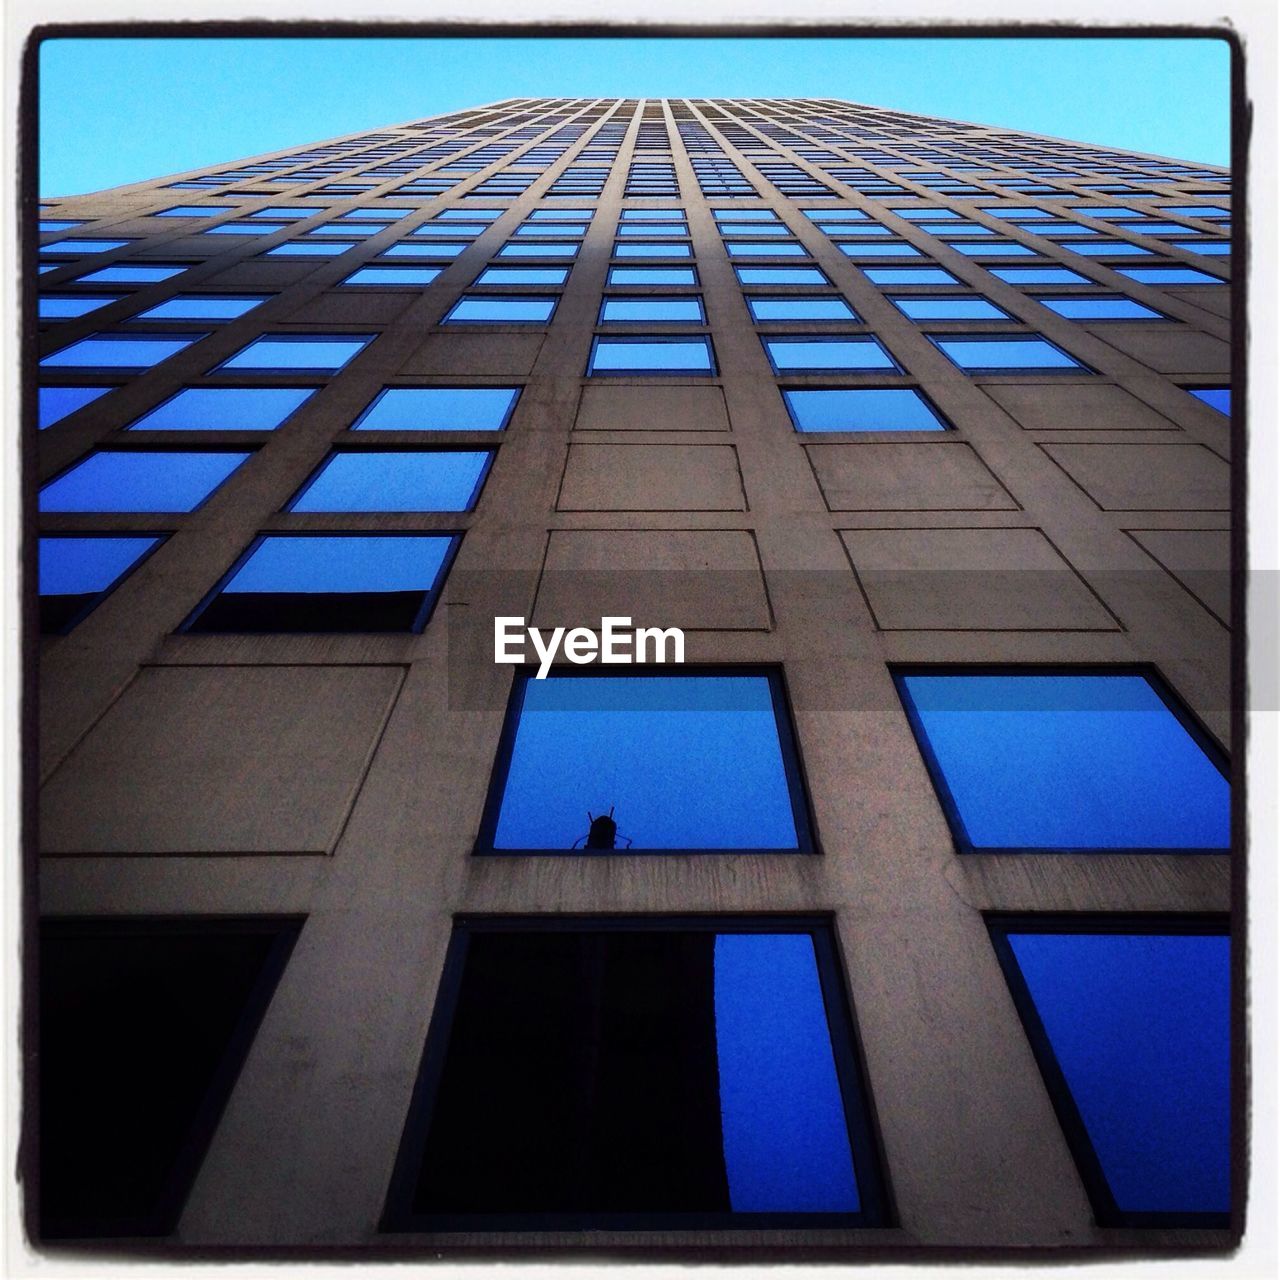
left=29, top=96, right=1238, bottom=1255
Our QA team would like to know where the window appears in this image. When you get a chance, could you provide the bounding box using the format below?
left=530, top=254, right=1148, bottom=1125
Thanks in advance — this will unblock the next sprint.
left=1162, top=205, right=1230, bottom=218
left=496, top=241, right=580, bottom=259
left=480, top=671, right=811, bottom=852
left=716, top=223, right=791, bottom=237
left=1118, top=267, right=1221, bottom=285
left=39, top=295, right=120, bottom=319
left=202, top=221, right=288, bottom=236
left=1189, top=387, right=1230, bottom=414
left=622, top=208, right=687, bottom=220
left=863, top=267, right=959, bottom=285
left=892, top=297, right=1009, bottom=320
left=1036, top=296, right=1164, bottom=321
left=38, top=535, right=164, bottom=632
left=837, top=242, right=923, bottom=259
left=38, top=917, right=300, bottom=1238
left=746, top=296, right=857, bottom=322
left=472, top=267, right=569, bottom=286
left=725, top=242, right=808, bottom=258
left=380, top=243, right=467, bottom=260
left=442, top=296, right=558, bottom=324
left=894, top=669, right=1229, bottom=851
left=891, top=208, right=961, bottom=221
left=40, top=239, right=132, bottom=255
left=39, top=449, right=251, bottom=513
left=599, top=297, right=705, bottom=323
left=39, top=385, right=111, bottom=428
left=783, top=388, right=947, bottom=433
left=127, top=386, right=316, bottom=432
left=247, top=206, right=321, bottom=220
left=715, top=208, right=781, bottom=221
left=40, top=333, right=207, bottom=371
left=304, top=223, right=385, bottom=239
left=1170, top=241, right=1230, bottom=256
left=992, top=267, right=1090, bottom=285
left=588, top=336, right=715, bottom=375
left=433, top=207, right=504, bottom=220
left=616, top=223, right=689, bottom=237
left=929, top=335, right=1086, bottom=373
left=382, top=916, right=886, bottom=1229
left=341, top=267, right=441, bottom=286
left=1063, top=242, right=1154, bottom=258
left=613, top=242, right=694, bottom=258
left=988, top=918, right=1230, bottom=1226
left=352, top=386, right=520, bottom=432
left=264, top=241, right=357, bottom=257
left=608, top=267, right=698, bottom=286
left=39, top=219, right=84, bottom=231
left=734, top=266, right=829, bottom=286
left=77, top=264, right=187, bottom=285
left=133, top=296, right=269, bottom=321
left=184, top=533, right=458, bottom=632
left=286, top=449, right=494, bottom=512
left=413, top=223, right=490, bottom=237
left=218, top=334, right=374, bottom=372
left=762, top=337, right=896, bottom=373
left=944, top=241, right=1037, bottom=257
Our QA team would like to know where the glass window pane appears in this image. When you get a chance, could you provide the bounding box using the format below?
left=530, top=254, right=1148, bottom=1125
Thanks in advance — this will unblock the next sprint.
left=490, top=674, right=804, bottom=850
left=39, top=384, right=112, bottom=428
left=380, top=243, right=467, bottom=259
left=134, top=296, right=268, bottom=321
left=39, top=535, right=163, bottom=631
left=734, top=267, right=828, bottom=285
left=353, top=386, right=519, bottom=432
left=389, top=920, right=882, bottom=1225
left=188, top=533, right=456, bottom=633
left=863, top=267, right=958, bottom=285
left=600, top=297, right=704, bottom=322
left=203, top=222, right=287, bottom=235
left=726, top=242, right=808, bottom=257
left=1038, top=297, right=1163, bottom=320
left=589, top=337, right=714, bottom=373
left=220, top=335, right=373, bottom=372
left=39, top=451, right=251, bottom=513
left=747, top=297, right=857, bottom=321
left=127, top=386, right=315, bottom=431
left=79, top=265, right=186, bottom=284
left=995, top=925, right=1230, bottom=1221
left=837, top=242, right=923, bottom=258
left=1190, top=387, right=1230, bottom=414
left=893, top=297, right=1009, bottom=320
left=993, top=267, right=1090, bottom=285
left=945, top=241, right=1037, bottom=257
left=39, top=296, right=120, bottom=319
left=764, top=338, right=895, bottom=372
left=1065, top=242, right=1154, bottom=257
left=40, top=334, right=206, bottom=370
left=288, top=450, right=492, bottom=511
left=1119, top=267, right=1221, bottom=284
left=783, top=388, right=946, bottom=433
left=613, top=242, right=693, bottom=258
left=341, top=267, right=440, bottom=286
left=496, top=242, right=580, bottom=258
left=896, top=671, right=1229, bottom=849
left=444, top=297, right=557, bottom=323
left=931, top=336, right=1084, bottom=371
left=608, top=267, right=698, bottom=285
left=265, top=242, right=357, bottom=257
left=472, top=267, right=568, bottom=286
left=41, top=239, right=131, bottom=254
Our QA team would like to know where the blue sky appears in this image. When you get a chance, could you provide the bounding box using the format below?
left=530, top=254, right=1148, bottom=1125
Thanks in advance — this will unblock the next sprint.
left=38, top=35, right=1231, bottom=196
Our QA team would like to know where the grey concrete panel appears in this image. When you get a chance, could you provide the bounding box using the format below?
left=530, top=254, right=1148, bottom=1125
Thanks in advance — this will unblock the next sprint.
left=533, top=528, right=770, bottom=629
left=400, top=332, right=546, bottom=376
left=1043, top=442, right=1230, bottom=510
left=807, top=442, right=1019, bottom=511
left=982, top=382, right=1180, bottom=431
left=557, top=443, right=747, bottom=511
left=840, top=527, right=1117, bottom=630
left=574, top=383, right=731, bottom=431
left=1128, top=528, right=1232, bottom=624
left=1088, top=326, right=1231, bottom=374
left=40, top=665, right=405, bottom=854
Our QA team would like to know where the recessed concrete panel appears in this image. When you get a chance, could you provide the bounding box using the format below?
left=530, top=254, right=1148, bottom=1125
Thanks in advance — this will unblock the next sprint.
left=1169, top=287, right=1231, bottom=318
left=1043, top=443, right=1230, bottom=511
left=807, top=442, right=1018, bottom=511
left=557, top=443, right=746, bottom=511
left=402, top=333, right=545, bottom=376
left=574, top=384, right=730, bottom=432
left=840, top=527, right=1116, bottom=631
left=282, top=292, right=414, bottom=325
left=40, top=664, right=405, bottom=855
left=204, top=262, right=316, bottom=289
left=982, top=383, right=1178, bottom=431
left=1088, top=326, right=1230, bottom=375
left=533, top=529, right=769, bottom=630
left=1129, top=528, right=1231, bottom=624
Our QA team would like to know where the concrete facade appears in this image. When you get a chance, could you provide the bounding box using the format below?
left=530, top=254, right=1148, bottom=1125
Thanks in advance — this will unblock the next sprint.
left=30, top=97, right=1237, bottom=1255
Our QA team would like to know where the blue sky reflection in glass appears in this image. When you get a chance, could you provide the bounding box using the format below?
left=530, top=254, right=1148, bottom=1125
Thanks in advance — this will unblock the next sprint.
left=492, top=674, right=801, bottom=850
